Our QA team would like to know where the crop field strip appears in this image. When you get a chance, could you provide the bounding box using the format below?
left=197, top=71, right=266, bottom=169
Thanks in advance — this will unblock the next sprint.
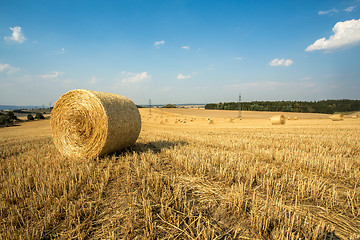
left=0, top=110, right=359, bottom=239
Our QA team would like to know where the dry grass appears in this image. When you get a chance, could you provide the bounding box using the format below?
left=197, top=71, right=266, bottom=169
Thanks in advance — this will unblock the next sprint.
left=1, top=108, right=360, bottom=239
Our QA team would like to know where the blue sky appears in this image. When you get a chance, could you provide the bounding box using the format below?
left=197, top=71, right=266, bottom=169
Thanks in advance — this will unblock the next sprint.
left=0, top=0, right=359, bottom=106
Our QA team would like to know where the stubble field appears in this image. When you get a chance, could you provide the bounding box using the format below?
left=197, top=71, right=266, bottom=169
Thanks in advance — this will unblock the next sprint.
left=0, top=108, right=359, bottom=239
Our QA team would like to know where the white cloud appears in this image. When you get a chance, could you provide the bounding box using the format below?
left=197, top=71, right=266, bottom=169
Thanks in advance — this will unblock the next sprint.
left=40, top=71, right=63, bottom=79
left=90, top=76, right=96, bottom=85
left=194, top=86, right=208, bottom=91
left=345, top=6, right=356, bottom=12
left=227, top=81, right=282, bottom=90
left=4, top=26, right=26, bottom=44
left=300, top=76, right=312, bottom=81
left=0, top=63, right=20, bottom=74
left=121, top=71, right=151, bottom=83
left=160, top=86, right=171, bottom=91
left=269, top=58, right=293, bottom=67
left=318, top=8, right=338, bottom=15
left=235, top=57, right=243, bottom=60
left=181, top=46, right=190, bottom=50
left=154, top=40, right=165, bottom=46
left=177, top=74, right=191, bottom=79
left=306, top=19, right=360, bottom=51
left=58, top=48, right=65, bottom=54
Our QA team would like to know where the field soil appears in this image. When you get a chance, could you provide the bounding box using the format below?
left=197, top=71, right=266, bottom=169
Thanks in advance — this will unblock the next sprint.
left=1, top=109, right=359, bottom=239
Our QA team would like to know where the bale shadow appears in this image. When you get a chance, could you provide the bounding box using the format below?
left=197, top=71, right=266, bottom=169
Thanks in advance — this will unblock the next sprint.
left=113, top=140, right=188, bottom=157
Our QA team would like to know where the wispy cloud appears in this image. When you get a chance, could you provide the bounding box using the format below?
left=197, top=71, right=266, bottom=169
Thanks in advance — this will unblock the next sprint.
left=318, top=8, right=338, bottom=15
left=40, top=71, right=63, bottom=79
left=235, top=56, right=243, bottom=60
left=160, top=86, right=171, bottom=91
left=269, top=58, right=293, bottom=67
left=57, top=48, right=65, bottom=54
left=181, top=46, right=190, bottom=50
left=345, top=6, right=356, bottom=12
left=300, top=76, right=312, bottom=81
left=177, top=74, right=191, bottom=79
left=4, top=26, right=26, bottom=44
left=177, top=73, right=192, bottom=79
left=90, top=76, right=96, bottom=85
left=306, top=18, right=360, bottom=51
left=121, top=71, right=151, bottom=83
left=227, top=81, right=282, bottom=90
left=0, top=63, right=20, bottom=75
left=154, top=40, right=165, bottom=46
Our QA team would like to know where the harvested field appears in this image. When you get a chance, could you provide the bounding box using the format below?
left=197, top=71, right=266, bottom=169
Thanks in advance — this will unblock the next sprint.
left=1, top=109, right=360, bottom=239
left=160, top=108, right=332, bottom=119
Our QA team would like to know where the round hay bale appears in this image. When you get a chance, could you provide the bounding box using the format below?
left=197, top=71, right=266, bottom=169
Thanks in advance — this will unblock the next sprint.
left=270, top=115, right=286, bottom=125
left=330, top=114, right=344, bottom=121
left=351, top=115, right=359, bottom=119
left=288, top=117, right=294, bottom=120
left=51, top=89, right=141, bottom=159
left=208, top=119, right=214, bottom=124
left=294, top=117, right=299, bottom=120
left=227, top=118, right=234, bottom=123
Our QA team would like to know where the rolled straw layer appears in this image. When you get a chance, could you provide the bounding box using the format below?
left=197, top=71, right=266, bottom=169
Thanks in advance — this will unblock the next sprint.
left=51, top=89, right=141, bottom=159
left=330, top=114, right=344, bottom=121
left=270, top=115, right=286, bottom=125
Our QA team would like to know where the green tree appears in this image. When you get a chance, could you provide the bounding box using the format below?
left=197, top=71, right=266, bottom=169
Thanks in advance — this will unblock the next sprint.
left=35, top=113, right=45, bottom=119
left=27, top=114, right=34, bottom=120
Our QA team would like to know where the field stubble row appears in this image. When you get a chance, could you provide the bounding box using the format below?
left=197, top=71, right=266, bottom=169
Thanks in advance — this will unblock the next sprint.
left=0, top=110, right=359, bottom=239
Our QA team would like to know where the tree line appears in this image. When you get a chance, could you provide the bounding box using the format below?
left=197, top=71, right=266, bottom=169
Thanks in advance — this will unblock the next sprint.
left=205, top=99, right=360, bottom=114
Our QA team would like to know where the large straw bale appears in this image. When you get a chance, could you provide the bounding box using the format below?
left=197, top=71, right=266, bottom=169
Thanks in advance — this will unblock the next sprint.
left=51, top=89, right=141, bottom=159
left=351, top=115, right=359, bottom=119
left=330, top=114, right=344, bottom=121
left=270, top=115, right=286, bottom=125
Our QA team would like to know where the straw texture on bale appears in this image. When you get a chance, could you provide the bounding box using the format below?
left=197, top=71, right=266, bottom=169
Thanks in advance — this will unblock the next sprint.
left=51, top=89, right=141, bottom=159
left=270, top=115, right=286, bottom=125
left=330, top=114, right=344, bottom=121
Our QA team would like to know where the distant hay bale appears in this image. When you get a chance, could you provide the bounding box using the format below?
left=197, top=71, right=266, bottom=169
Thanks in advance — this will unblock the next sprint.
left=227, top=118, right=234, bottom=123
left=294, top=117, right=299, bottom=120
left=351, top=115, right=359, bottom=119
left=330, top=114, right=344, bottom=121
left=208, top=119, right=214, bottom=124
left=51, top=89, right=141, bottom=159
left=270, top=115, right=286, bottom=125
left=288, top=117, right=294, bottom=120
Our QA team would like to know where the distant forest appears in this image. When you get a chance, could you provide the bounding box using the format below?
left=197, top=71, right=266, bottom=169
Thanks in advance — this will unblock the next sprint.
left=205, top=99, right=360, bottom=114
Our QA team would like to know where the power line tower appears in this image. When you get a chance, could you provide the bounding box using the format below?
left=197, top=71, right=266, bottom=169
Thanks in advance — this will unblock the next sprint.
left=238, top=93, right=242, bottom=119
left=149, top=98, right=152, bottom=115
